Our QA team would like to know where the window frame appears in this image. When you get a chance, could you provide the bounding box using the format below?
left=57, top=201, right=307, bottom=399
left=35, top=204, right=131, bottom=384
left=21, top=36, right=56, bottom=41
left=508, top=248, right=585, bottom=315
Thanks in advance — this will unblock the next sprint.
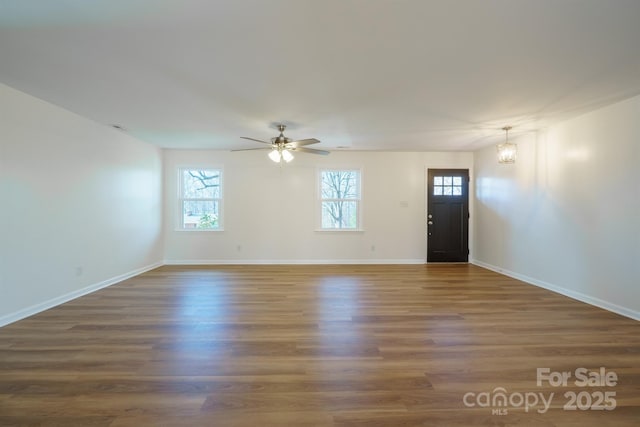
left=317, top=168, right=363, bottom=232
left=176, top=166, right=224, bottom=232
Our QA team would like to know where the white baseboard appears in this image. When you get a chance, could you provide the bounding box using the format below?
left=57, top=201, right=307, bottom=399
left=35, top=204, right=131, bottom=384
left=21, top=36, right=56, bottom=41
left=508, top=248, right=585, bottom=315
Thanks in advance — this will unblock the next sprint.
left=1, top=259, right=422, bottom=328
left=471, top=259, right=639, bottom=321
left=13, top=259, right=633, bottom=328
left=163, top=258, right=426, bottom=265
left=0, top=261, right=163, bottom=328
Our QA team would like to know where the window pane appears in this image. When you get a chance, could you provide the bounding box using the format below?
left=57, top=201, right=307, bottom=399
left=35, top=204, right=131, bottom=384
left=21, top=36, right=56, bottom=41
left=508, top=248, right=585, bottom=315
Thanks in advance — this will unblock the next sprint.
left=453, top=177, right=462, bottom=185
left=321, top=201, right=358, bottom=229
left=182, top=170, right=220, bottom=199
left=453, top=186, right=462, bottom=196
left=434, top=176, right=443, bottom=186
left=443, top=176, right=452, bottom=186
left=433, top=186, right=443, bottom=195
left=183, top=201, right=219, bottom=229
left=319, top=169, right=360, bottom=230
left=443, top=186, right=453, bottom=196
left=321, top=170, right=359, bottom=199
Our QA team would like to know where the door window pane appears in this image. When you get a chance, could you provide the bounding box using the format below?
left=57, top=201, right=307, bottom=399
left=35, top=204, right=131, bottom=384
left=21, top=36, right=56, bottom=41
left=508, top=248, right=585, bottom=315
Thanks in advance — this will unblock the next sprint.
left=433, top=175, right=464, bottom=197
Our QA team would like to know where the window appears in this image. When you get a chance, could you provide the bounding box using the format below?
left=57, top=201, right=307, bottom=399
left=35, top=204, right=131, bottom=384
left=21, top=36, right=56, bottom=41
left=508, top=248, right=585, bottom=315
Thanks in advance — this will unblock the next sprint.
left=433, top=175, right=463, bottom=196
left=319, top=169, right=361, bottom=230
left=178, top=168, right=222, bottom=230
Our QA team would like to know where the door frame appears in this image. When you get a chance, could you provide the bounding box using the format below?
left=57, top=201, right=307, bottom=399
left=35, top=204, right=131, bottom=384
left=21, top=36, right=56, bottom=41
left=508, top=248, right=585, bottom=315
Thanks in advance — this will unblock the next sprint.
left=425, top=168, right=471, bottom=263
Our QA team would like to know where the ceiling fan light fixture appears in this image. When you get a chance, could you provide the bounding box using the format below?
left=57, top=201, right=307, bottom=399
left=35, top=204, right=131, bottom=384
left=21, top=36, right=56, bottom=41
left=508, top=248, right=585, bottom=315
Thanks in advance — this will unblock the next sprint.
left=238, top=123, right=328, bottom=162
left=281, top=149, right=294, bottom=163
left=268, top=149, right=282, bottom=163
left=497, top=126, right=517, bottom=164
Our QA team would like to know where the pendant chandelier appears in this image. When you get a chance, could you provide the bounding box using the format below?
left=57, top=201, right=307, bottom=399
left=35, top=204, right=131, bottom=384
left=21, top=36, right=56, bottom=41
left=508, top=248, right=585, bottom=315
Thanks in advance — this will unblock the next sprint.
left=497, top=126, right=517, bottom=164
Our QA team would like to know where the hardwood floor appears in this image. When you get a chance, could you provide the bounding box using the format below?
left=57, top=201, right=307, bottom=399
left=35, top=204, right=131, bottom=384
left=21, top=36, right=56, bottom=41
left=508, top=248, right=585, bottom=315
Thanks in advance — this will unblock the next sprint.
left=0, top=264, right=638, bottom=426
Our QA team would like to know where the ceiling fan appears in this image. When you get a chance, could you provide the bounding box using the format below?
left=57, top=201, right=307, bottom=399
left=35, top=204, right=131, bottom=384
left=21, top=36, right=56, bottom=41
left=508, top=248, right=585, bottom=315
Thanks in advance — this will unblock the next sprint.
left=234, top=124, right=329, bottom=162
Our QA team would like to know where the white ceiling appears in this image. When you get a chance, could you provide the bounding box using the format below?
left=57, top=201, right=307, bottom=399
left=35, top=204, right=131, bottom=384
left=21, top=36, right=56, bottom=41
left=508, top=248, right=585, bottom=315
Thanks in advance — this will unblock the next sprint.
left=1, top=0, right=640, bottom=151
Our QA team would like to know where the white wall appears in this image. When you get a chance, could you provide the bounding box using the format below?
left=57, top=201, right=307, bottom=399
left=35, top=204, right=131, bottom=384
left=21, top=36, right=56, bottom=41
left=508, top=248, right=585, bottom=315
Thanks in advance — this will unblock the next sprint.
left=6, top=79, right=636, bottom=324
left=163, top=150, right=473, bottom=263
left=473, top=94, right=640, bottom=319
left=0, top=83, right=164, bottom=325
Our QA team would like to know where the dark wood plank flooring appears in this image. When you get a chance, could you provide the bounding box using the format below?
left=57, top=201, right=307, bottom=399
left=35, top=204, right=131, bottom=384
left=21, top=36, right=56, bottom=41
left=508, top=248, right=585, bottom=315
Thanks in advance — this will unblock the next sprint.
left=0, top=264, right=638, bottom=426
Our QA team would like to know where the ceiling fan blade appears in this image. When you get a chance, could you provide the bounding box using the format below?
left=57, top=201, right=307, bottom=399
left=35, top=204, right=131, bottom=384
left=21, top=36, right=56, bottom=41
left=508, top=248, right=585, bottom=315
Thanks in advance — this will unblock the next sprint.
left=231, top=147, right=272, bottom=152
left=291, top=147, right=330, bottom=155
left=240, top=136, right=272, bottom=145
left=289, top=138, right=320, bottom=147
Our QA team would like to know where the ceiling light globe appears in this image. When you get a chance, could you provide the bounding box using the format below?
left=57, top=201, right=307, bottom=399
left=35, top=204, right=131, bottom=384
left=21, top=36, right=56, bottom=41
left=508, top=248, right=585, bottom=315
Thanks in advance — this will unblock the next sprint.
left=282, top=150, right=294, bottom=162
left=268, top=149, right=281, bottom=163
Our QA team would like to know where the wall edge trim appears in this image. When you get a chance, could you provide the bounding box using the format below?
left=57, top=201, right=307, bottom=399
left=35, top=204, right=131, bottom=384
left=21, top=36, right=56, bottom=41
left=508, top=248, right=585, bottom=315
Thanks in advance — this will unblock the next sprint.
left=0, top=261, right=164, bottom=327
left=163, top=259, right=426, bottom=265
left=470, top=259, right=639, bottom=321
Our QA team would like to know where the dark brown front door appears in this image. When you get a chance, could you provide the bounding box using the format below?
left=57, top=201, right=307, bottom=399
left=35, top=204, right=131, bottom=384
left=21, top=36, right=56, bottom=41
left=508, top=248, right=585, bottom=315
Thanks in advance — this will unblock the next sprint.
left=427, top=169, right=469, bottom=262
